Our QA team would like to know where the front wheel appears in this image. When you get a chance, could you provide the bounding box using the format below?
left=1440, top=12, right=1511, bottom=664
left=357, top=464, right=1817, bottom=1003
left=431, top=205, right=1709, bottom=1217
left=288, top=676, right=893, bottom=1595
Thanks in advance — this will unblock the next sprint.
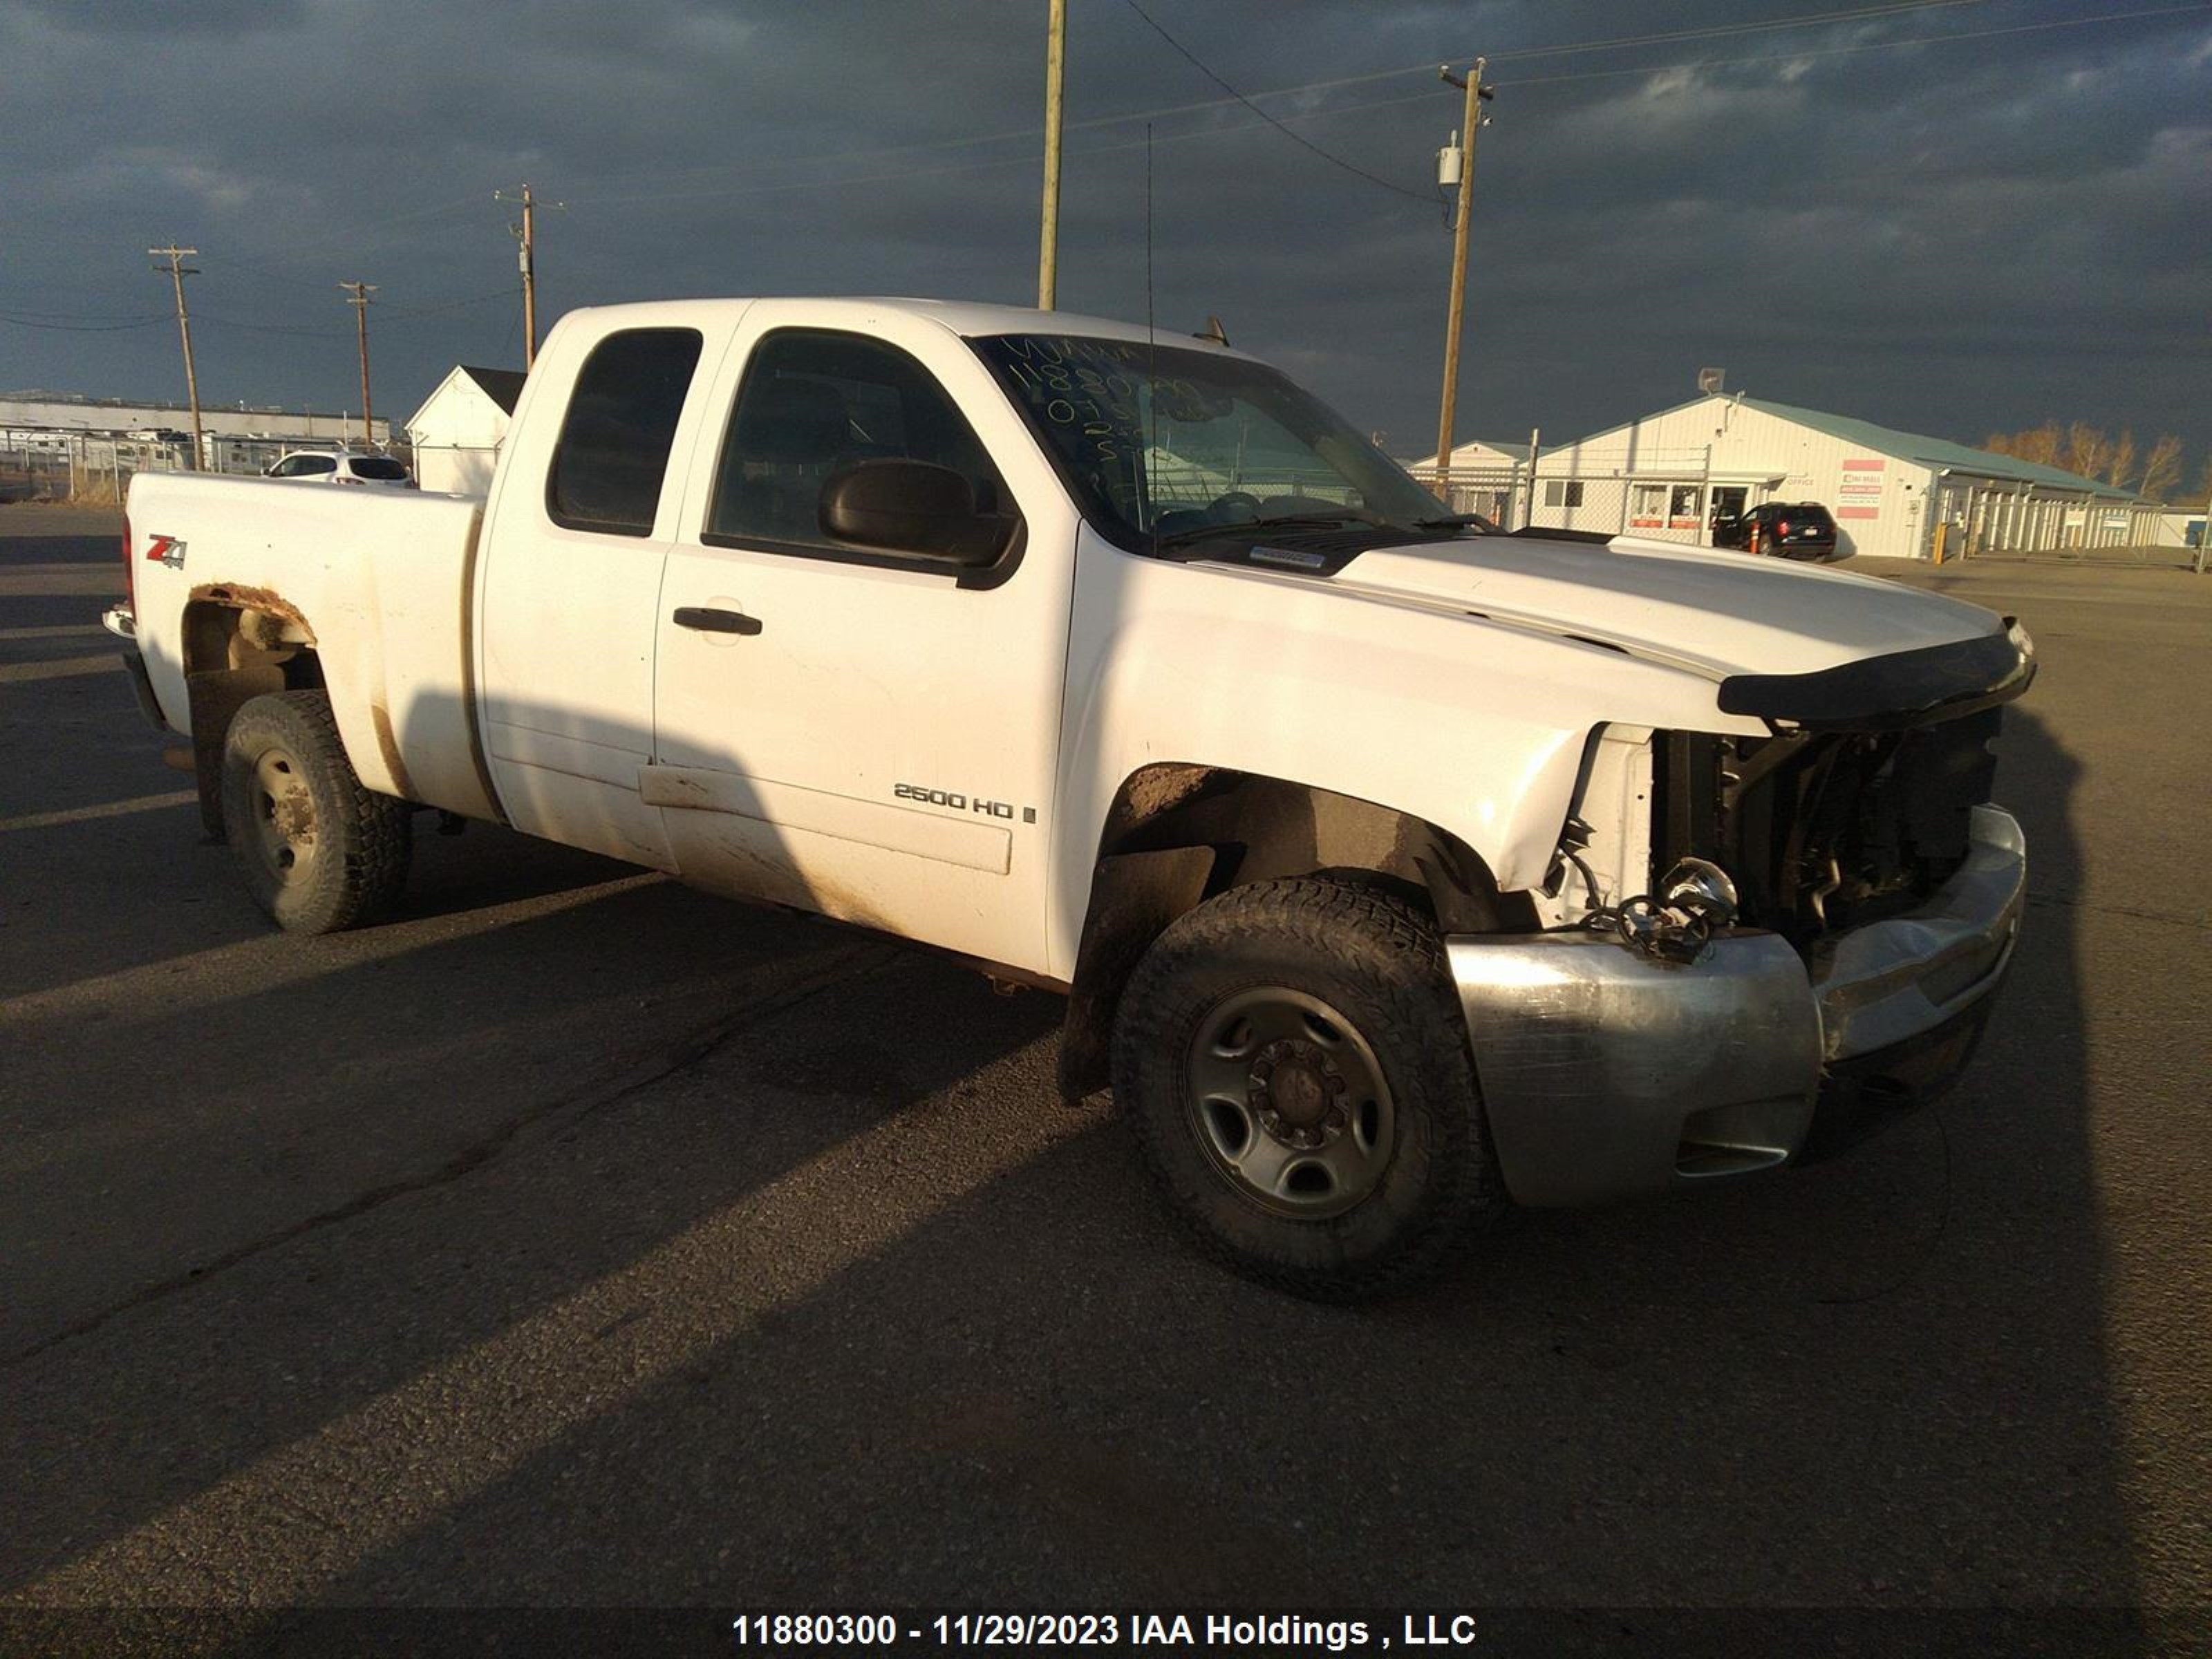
left=220, top=690, right=411, bottom=933
left=1112, top=877, right=1507, bottom=1300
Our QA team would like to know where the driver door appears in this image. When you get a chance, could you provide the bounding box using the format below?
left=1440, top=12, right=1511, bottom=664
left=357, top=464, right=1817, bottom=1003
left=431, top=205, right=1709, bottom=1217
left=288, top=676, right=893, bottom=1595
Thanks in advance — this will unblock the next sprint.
left=649, top=308, right=1074, bottom=975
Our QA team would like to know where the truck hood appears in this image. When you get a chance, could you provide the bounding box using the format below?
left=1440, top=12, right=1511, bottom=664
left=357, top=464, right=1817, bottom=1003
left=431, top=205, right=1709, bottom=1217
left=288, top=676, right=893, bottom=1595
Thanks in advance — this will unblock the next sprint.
left=1315, top=534, right=2004, bottom=682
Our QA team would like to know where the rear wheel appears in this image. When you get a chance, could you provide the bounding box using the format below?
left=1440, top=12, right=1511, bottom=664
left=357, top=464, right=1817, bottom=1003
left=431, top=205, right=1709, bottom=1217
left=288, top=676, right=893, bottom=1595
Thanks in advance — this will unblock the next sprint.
left=1112, top=877, right=1507, bottom=1300
left=221, top=691, right=410, bottom=933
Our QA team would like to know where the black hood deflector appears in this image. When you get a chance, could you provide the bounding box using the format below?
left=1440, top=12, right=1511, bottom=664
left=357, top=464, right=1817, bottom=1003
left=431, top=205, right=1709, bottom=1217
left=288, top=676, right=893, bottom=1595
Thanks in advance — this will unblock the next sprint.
left=1718, top=620, right=2035, bottom=731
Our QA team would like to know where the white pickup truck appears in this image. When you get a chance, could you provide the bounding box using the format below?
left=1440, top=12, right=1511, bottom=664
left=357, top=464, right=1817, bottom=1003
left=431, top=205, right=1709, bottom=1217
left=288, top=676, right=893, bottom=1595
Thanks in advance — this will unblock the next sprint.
left=106, top=297, right=2032, bottom=1297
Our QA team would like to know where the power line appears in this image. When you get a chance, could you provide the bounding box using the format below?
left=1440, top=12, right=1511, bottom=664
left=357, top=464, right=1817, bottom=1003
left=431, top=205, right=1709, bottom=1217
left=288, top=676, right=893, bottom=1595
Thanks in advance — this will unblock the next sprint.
left=563, top=1, right=2211, bottom=212
left=194, top=313, right=348, bottom=338
left=4, top=0, right=2195, bottom=355
left=1116, top=0, right=1431, bottom=202
left=561, top=1, right=2206, bottom=211
left=192, top=288, right=520, bottom=338
left=382, top=286, right=521, bottom=321
left=0, top=311, right=170, bottom=332
left=562, top=0, right=2002, bottom=205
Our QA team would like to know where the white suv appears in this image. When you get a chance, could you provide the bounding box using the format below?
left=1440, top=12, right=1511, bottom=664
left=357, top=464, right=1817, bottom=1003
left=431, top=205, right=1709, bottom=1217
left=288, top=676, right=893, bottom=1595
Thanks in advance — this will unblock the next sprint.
left=263, top=450, right=413, bottom=488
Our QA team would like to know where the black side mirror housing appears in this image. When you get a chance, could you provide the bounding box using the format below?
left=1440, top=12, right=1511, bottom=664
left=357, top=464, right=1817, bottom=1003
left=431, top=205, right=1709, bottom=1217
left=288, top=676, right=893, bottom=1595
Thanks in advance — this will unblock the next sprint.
left=819, top=460, right=1006, bottom=568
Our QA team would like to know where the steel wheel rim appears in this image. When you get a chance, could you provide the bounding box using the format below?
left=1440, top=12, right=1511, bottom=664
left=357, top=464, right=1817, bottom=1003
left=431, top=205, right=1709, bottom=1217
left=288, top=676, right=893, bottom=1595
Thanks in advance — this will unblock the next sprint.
left=1182, top=986, right=1396, bottom=1219
left=248, top=744, right=318, bottom=885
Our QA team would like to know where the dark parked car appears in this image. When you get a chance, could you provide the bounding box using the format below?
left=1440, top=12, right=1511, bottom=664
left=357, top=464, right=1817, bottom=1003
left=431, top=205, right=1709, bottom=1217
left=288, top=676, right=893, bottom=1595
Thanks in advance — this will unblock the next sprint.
left=1712, top=500, right=1839, bottom=561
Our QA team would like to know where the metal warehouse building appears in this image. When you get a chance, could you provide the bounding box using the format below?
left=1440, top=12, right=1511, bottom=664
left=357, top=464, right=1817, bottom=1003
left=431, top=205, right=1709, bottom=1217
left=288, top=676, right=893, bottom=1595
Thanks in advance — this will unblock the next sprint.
left=1426, top=394, right=2162, bottom=560
left=0, top=391, right=391, bottom=500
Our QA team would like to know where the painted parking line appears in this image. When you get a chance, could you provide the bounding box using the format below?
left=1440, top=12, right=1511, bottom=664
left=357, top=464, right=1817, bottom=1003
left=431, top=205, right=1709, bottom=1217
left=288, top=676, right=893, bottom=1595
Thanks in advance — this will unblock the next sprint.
left=0, top=624, right=106, bottom=641
left=0, top=653, right=121, bottom=684
left=0, top=789, right=199, bottom=833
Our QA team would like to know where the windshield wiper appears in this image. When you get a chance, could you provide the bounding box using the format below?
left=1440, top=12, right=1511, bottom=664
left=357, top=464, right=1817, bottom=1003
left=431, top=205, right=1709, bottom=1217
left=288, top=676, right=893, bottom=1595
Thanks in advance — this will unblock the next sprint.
left=1151, top=511, right=1377, bottom=549
left=1414, top=514, right=1493, bottom=532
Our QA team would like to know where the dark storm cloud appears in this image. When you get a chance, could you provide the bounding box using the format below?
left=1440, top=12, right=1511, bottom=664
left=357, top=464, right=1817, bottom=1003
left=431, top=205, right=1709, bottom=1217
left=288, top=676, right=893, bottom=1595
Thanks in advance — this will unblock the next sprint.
left=22, top=0, right=308, bottom=37
left=1, top=0, right=2204, bottom=472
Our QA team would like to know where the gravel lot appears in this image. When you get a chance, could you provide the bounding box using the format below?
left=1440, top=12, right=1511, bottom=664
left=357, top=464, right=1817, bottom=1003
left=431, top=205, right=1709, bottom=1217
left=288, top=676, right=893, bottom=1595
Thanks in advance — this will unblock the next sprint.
left=2, top=506, right=2205, bottom=1652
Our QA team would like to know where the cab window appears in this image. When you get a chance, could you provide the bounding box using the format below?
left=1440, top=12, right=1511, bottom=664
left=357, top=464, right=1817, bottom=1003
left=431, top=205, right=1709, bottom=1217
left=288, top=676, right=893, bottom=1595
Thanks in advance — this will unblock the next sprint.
left=547, top=327, right=703, bottom=536
left=705, top=329, right=1012, bottom=557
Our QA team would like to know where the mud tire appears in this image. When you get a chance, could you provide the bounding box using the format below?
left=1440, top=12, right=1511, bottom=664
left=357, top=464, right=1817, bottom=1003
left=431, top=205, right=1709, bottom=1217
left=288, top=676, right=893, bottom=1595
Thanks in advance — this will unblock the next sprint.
left=221, top=690, right=410, bottom=933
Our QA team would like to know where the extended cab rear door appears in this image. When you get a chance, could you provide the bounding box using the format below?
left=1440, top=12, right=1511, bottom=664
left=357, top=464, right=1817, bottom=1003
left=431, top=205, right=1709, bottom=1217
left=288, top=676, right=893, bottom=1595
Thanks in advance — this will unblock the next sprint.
left=476, top=310, right=735, bottom=867
left=648, top=304, right=1078, bottom=977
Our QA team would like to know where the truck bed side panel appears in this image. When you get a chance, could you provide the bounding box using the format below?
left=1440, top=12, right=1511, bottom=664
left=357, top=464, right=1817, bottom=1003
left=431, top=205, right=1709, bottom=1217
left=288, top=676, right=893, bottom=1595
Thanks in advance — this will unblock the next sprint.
left=127, top=475, right=498, bottom=821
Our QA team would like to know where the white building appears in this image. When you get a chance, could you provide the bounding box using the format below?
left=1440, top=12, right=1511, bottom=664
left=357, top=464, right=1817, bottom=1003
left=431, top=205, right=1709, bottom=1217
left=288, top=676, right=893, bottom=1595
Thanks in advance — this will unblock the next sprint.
left=2153, top=509, right=2204, bottom=550
left=405, top=364, right=525, bottom=496
left=0, top=391, right=384, bottom=450
left=1527, top=394, right=2161, bottom=559
left=1405, top=435, right=1533, bottom=526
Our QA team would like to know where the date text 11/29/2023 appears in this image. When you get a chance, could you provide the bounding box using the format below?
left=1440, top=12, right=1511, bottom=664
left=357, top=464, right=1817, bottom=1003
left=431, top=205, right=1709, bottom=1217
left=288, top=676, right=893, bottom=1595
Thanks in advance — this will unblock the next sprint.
left=728, top=1613, right=1482, bottom=1649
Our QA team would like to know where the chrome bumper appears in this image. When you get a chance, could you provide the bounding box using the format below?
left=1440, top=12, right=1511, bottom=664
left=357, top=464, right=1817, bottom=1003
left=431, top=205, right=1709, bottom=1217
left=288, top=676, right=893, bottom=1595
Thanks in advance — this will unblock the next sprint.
left=1447, top=804, right=2025, bottom=1208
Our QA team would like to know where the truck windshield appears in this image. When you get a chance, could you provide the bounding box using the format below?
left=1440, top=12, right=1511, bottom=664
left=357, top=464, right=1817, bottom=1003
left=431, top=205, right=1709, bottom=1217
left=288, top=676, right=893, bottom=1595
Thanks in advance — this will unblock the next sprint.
left=971, top=333, right=1451, bottom=554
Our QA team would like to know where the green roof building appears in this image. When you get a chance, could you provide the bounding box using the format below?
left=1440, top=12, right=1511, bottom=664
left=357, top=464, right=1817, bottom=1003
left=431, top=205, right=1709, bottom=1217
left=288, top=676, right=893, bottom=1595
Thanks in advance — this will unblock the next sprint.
left=1520, top=393, right=2160, bottom=559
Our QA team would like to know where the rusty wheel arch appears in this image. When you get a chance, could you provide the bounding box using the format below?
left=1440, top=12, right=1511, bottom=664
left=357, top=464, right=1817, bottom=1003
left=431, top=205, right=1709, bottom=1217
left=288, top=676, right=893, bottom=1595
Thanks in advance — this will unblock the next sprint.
left=178, top=589, right=326, bottom=841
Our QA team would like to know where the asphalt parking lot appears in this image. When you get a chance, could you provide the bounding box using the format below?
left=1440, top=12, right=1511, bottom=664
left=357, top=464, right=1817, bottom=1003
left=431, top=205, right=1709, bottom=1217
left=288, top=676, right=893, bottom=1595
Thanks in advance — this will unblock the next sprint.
left=2, top=506, right=2206, bottom=1651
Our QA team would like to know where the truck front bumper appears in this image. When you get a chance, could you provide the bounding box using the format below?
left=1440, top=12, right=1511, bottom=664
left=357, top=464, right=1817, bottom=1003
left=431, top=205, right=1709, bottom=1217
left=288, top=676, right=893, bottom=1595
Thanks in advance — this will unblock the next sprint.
left=1446, top=804, right=2025, bottom=1208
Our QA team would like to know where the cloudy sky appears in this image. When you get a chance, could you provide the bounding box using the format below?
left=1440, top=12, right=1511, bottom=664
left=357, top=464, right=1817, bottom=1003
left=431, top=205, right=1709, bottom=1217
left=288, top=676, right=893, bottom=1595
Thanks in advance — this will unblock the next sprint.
left=2, top=0, right=2205, bottom=478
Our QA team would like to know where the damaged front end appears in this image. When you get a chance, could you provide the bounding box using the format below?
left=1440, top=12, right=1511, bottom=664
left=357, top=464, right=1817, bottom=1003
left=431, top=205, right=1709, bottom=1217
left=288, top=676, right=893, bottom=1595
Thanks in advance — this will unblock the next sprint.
left=1447, top=624, right=2033, bottom=1208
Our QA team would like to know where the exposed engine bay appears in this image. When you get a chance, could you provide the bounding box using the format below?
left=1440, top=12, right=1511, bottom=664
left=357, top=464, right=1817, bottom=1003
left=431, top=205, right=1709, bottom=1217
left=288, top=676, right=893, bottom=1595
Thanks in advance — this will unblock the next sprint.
left=1655, top=706, right=2003, bottom=950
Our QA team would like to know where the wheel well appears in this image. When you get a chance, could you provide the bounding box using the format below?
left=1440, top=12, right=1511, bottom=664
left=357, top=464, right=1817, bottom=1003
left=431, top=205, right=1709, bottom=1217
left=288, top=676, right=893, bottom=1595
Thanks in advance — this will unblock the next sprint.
left=1056, top=763, right=1526, bottom=1101
left=180, top=594, right=323, bottom=840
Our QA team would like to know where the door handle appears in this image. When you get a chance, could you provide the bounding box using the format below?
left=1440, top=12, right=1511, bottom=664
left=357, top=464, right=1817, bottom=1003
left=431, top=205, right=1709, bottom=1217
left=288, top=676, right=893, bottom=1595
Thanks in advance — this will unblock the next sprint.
left=672, top=606, right=762, bottom=636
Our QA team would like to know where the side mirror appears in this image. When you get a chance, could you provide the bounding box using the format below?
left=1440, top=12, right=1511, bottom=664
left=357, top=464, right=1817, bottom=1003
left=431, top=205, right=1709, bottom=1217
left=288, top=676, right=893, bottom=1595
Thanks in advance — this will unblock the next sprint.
left=820, top=459, right=1006, bottom=568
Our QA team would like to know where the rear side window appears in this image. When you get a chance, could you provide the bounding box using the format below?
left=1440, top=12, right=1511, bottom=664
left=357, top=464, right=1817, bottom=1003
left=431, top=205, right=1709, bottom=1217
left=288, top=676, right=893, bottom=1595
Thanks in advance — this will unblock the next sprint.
left=347, top=456, right=409, bottom=481
left=547, top=328, right=703, bottom=536
left=706, top=329, right=1010, bottom=553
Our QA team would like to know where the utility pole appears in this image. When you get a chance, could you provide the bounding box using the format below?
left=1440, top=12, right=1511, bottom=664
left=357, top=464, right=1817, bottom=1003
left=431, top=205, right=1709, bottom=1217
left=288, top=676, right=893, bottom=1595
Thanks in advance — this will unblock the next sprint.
left=496, top=184, right=560, bottom=368
left=339, top=281, right=377, bottom=444
left=1432, top=60, right=1492, bottom=497
left=1037, top=0, right=1067, bottom=310
left=149, top=243, right=205, bottom=471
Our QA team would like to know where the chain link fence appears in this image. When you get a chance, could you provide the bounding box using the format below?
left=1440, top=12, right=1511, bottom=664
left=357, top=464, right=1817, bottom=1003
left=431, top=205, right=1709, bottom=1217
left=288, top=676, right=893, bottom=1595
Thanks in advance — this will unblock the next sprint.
left=0, top=431, right=384, bottom=505
left=0, top=440, right=193, bottom=505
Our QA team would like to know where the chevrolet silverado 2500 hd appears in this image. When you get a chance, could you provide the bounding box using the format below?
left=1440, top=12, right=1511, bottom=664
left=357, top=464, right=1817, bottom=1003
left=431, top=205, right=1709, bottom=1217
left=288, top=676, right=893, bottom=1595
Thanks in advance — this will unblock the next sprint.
left=104, top=298, right=2032, bottom=1297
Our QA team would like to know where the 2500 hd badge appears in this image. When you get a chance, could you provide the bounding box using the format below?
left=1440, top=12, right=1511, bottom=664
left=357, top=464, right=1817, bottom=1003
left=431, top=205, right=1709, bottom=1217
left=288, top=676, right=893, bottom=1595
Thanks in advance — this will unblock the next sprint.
left=894, top=782, right=1027, bottom=821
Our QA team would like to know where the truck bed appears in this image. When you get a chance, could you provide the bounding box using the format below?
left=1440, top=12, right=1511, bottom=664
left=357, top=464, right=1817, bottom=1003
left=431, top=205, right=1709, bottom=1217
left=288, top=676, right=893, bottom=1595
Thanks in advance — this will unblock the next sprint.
left=126, top=473, right=498, bottom=821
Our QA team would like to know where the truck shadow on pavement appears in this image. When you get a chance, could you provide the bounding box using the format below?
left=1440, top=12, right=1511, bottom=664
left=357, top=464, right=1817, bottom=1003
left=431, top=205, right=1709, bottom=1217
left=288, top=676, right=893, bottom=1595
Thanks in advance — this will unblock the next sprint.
left=1, top=705, right=2156, bottom=1644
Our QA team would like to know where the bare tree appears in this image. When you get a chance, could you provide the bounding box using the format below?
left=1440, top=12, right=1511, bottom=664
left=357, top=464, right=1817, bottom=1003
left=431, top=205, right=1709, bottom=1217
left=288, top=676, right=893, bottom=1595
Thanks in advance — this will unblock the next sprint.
left=2011, top=422, right=2063, bottom=467
left=2139, top=435, right=2184, bottom=502
left=2105, top=429, right=2137, bottom=491
left=2063, top=422, right=2110, bottom=480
